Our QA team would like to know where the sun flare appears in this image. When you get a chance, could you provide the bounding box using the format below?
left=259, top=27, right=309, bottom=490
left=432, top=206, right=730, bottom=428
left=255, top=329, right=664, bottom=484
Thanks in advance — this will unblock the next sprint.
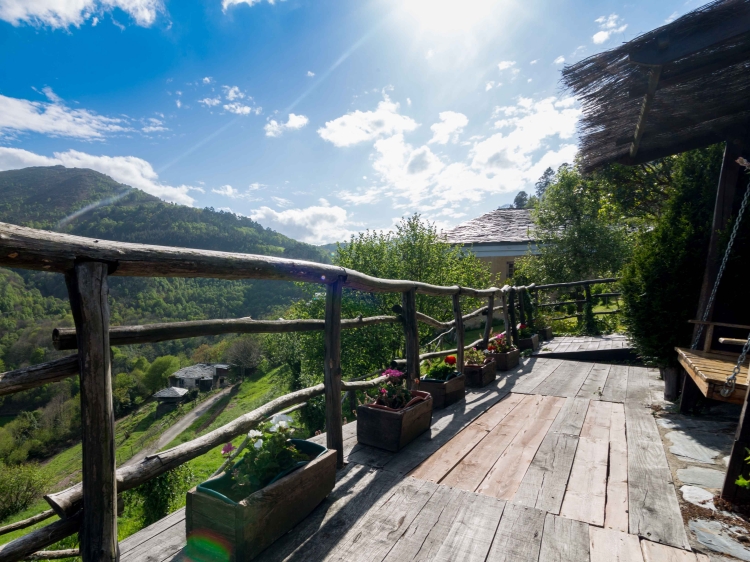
left=397, top=0, right=500, bottom=34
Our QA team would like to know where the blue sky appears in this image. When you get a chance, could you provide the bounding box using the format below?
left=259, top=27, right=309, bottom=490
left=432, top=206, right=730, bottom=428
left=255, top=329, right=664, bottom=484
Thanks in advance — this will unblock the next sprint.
left=0, top=0, right=697, bottom=244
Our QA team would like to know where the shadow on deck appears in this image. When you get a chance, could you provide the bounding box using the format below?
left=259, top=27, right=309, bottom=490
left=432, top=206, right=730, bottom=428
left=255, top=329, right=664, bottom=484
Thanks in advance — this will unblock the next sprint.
left=120, top=356, right=704, bottom=562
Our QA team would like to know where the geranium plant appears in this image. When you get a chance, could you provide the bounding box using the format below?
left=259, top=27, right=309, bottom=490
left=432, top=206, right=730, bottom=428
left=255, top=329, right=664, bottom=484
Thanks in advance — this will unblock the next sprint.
left=517, top=323, right=534, bottom=339
left=227, top=414, right=307, bottom=495
left=487, top=333, right=516, bottom=353
left=371, top=369, right=413, bottom=409
left=422, top=356, right=459, bottom=381
left=465, top=347, right=486, bottom=366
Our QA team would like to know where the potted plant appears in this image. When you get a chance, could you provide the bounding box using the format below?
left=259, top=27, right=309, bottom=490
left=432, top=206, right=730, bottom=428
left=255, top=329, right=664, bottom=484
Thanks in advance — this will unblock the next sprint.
left=534, top=311, right=554, bottom=341
left=186, top=414, right=337, bottom=561
left=463, top=347, right=497, bottom=387
left=517, top=323, right=540, bottom=351
left=418, top=356, right=466, bottom=409
left=357, top=369, right=433, bottom=452
left=485, top=333, right=520, bottom=371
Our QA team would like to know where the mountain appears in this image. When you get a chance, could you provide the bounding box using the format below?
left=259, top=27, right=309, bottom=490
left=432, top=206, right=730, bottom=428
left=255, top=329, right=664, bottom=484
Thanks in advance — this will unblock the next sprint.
left=0, top=166, right=327, bottom=371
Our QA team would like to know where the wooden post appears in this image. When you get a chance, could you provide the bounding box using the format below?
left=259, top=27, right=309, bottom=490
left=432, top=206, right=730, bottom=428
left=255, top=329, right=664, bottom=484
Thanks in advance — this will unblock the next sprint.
left=518, top=288, right=526, bottom=325
left=482, top=294, right=494, bottom=348
left=452, top=293, right=464, bottom=374
left=508, top=289, right=519, bottom=347
left=347, top=389, right=357, bottom=420
left=65, top=262, right=118, bottom=562
left=402, top=288, right=419, bottom=390
left=723, top=371, right=750, bottom=504
left=662, top=366, right=681, bottom=402
left=324, top=278, right=344, bottom=469
left=502, top=292, right=511, bottom=343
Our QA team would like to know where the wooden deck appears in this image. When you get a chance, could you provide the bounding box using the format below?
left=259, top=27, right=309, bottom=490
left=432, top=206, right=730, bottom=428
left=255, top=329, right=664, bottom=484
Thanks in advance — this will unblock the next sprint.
left=533, top=334, right=634, bottom=362
left=121, top=357, right=702, bottom=562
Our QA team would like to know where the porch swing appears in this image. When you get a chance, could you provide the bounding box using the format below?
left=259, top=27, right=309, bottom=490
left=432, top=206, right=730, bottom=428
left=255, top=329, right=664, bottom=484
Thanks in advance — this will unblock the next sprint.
left=675, top=160, right=750, bottom=405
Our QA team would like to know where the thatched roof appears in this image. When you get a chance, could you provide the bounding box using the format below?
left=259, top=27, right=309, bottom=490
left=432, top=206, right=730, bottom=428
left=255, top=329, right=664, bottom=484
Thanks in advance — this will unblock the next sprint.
left=563, top=0, right=750, bottom=172
left=444, top=209, right=535, bottom=245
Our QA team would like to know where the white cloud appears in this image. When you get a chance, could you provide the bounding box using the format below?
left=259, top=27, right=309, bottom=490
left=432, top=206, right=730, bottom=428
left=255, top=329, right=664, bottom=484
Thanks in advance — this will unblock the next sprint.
left=223, top=85, right=244, bottom=101
left=665, top=11, right=679, bottom=23
left=212, top=185, right=239, bottom=197
left=175, top=99, right=182, bottom=108
left=0, top=147, right=195, bottom=205
left=202, top=76, right=213, bottom=84
left=530, top=60, right=538, bottom=65
left=429, top=111, right=468, bottom=145
left=249, top=203, right=355, bottom=244
left=593, top=14, right=627, bottom=44
left=486, top=82, right=495, bottom=91
left=0, top=89, right=129, bottom=140
left=199, top=97, right=222, bottom=107
left=306, top=70, right=315, bottom=77
left=337, top=187, right=382, bottom=205
left=141, top=117, right=167, bottom=133
left=222, top=0, right=281, bottom=11
left=497, top=60, right=516, bottom=71
left=271, top=196, right=291, bottom=207
left=317, top=95, right=418, bottom=147
left=425, top=49, right=434, bottom=59
left=224, top=102, right=259, bottom=115
left=0, top=0, right=163, bottom=28
left=264, top=113, right=309, bottom=137
left=553, top=55, right=565, bottom=65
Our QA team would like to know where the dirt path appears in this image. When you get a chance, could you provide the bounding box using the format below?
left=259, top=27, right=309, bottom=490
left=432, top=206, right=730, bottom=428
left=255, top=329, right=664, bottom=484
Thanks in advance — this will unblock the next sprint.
left=122, top=386, right=233, bottom=468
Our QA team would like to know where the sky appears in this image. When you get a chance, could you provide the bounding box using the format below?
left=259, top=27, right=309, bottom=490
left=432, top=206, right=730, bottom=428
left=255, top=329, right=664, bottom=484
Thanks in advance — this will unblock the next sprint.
left=0, top=0, right=700, bottom=244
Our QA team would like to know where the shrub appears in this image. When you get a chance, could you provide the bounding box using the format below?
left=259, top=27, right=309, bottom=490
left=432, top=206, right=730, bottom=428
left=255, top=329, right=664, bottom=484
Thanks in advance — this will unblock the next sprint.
left=0, top=462, right=46, bottom=521
left=126, top=464, right=194, bottom=526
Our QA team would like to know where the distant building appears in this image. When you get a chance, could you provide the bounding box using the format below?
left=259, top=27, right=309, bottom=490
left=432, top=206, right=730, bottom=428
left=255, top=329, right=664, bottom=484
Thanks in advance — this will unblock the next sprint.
left=168, top=363, right=230, bottom=392
left=444, top=209, right=539, bottom=283
left=153, top=386, right=190, bottom=415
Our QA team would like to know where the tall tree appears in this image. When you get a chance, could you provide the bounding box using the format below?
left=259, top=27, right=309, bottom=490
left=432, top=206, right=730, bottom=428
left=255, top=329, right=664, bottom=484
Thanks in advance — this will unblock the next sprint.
left=535, top=167, right=555, bottom=198
left=513, top=191, right=529, bottom=209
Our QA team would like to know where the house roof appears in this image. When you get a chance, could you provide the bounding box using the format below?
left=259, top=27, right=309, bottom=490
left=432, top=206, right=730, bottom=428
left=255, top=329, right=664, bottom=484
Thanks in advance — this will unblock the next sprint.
left=443, top=209, right=535, bottom=245
left=153, top=387, right=189, bottom=399
left=562, top=0, right=750, bottom=172
left=172, top=363, right=216, bottom=380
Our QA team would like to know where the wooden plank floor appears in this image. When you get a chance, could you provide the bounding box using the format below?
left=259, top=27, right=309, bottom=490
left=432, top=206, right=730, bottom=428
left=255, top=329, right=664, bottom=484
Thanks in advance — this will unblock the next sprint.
left=535, top=334, right=629, bottom=355
left=120, top=357, right=693, bottom=562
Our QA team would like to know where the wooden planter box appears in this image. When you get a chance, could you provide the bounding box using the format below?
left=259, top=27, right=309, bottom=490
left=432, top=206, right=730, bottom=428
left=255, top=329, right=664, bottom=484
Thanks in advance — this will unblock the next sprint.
left=357, top=390, right=433, bottom=452
left=519, top=333, right=540, bottom=351
left=185, top=441, right=336, bottom=561
left=539, top=327, right=553, bottom=341
left=487, top=349, right=520, bottom=371
left=419, top=374, right=466, bottom=409
left=464, top=361, right=497, bottom=387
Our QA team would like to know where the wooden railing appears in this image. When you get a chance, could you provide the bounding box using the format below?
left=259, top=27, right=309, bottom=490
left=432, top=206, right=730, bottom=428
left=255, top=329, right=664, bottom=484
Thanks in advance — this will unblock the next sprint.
left=527, top=278, right=621, bottom=322
left=0, top=221, right=622, bottom=561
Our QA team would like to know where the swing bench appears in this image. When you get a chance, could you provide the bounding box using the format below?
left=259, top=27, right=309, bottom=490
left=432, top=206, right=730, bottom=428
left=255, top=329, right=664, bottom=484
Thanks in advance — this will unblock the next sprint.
left=676, top=321, right=750, bottom=404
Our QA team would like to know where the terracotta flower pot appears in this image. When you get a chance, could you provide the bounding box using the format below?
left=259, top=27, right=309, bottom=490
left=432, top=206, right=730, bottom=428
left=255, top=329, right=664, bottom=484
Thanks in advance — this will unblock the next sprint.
left=418, top=373, right=466, bottom=409
left=486, top=349, right=520, bottom=371
left=357, top=390, right=433, bottom=452
left=464, top=361, right=497, bottom=387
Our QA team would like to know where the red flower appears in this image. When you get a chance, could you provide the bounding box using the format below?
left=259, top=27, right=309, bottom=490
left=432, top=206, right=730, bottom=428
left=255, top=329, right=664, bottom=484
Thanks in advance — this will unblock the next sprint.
left=517, top=323, right=527, bottom=330
left=445, top=355, right=457, bottom=365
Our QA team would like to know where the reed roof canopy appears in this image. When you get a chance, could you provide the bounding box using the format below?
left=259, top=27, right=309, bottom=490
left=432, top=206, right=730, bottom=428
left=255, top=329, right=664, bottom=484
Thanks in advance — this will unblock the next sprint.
left=562, top=0, right=750, bottom=172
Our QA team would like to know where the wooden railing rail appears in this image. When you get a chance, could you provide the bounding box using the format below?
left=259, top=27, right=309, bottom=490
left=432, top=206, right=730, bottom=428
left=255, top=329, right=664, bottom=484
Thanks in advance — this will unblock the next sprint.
left=0, top=356, right=79, bottom=397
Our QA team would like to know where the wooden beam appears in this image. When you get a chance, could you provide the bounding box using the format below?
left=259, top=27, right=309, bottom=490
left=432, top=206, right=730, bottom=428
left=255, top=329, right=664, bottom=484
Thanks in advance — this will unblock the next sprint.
left=452, top=293, right=464, bottom=374
left=0, top=356, right=78, bottom=396
left=502, top=291, right=511, bottom=344
left=482, top=294, right=494, bottom=348
left=65, top=262, right=118, bottom=562
left=323, top=278, right=344, bottom=469
left=402, top=289, right=420, bottom=389
left=0, top=512, right=82, bottom=562
left=508, top=288, right=519, bottom=347
left=628, top=11, right=750, bottom=65
left=0, top=510, right=55, bottom=537
left=534, top=278, right=619, bottom=290
left=630, top=66, right=662, bottom=158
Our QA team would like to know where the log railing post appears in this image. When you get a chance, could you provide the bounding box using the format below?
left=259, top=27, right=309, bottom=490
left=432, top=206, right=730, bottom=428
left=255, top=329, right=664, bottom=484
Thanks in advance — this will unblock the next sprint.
left=508, top=288, right=519, bottom=347
left=324, top=278, right=344, bottom=469
left=518, top=288, right=526, bottom=326
left=402, top=288, right=419, bottom=389
left=65, top=262, right=118, bottom=562
left=502, top=291, right=511, bottom=343
left=723, top=378, right=750, bottom=504
left=482, top=294, right=494, bottom=348
left=452, top=293, right=464, bottom=374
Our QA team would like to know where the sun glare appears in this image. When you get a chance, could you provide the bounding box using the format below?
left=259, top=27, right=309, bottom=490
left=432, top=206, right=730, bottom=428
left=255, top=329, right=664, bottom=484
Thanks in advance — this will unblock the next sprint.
left=397, top=0, right=499, bottom=34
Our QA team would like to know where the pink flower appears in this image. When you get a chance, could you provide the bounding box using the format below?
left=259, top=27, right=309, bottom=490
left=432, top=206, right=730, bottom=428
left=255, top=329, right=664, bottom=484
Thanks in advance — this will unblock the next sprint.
left=380, top=388, right=388, bottom=395
left=221, top=442, right=237, bottom=458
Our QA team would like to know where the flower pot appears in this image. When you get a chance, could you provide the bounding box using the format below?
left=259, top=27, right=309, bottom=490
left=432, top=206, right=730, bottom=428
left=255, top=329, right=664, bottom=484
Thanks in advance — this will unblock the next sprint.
left=185, top=439, right=336, bottom=561
left=357, top=390, right=433, bottom=452
left=486, top=349, right=520, bottom=371
left=464, top=361, right=497, bottom=387
left=519, top=333, right=540, bottom=351
left=539, top=327, right=554, bottom=341
left=419, top=373, right=465, bottom=409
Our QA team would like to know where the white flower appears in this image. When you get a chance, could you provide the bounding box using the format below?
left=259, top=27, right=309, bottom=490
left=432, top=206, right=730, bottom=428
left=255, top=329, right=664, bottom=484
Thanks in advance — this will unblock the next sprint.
left=268, top=424, right=279, bottom=433
left=270, top=414, right=293, bottom=425
left=278, top=421, right=289, bottom=429
left=248, top=429, right=263, bottom=439
left=254, top=439, right=263, bottom=450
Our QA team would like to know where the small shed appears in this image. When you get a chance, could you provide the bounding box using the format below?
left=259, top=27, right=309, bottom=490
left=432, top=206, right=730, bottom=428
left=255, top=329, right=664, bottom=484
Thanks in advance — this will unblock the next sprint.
left=152, top=387, right=189, bottom=415
left=168, top=363, right=230, bottom=392
left=444, top=209, right=539, bottom=283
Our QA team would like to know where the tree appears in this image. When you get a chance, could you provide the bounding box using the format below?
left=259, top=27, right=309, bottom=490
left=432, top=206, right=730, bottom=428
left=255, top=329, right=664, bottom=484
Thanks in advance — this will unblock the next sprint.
left=143, top=356, right=181, bottom=393
left=224, top=336, right=263, bottom=375
left=535, top=167, right=555, bottom=198
left=0, top=462, right=46, bottom=520
left=513, top=191, right=529, bottom=209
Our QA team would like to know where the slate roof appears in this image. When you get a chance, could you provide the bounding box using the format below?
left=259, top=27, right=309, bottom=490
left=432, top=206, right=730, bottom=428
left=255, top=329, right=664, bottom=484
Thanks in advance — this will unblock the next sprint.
left=443, top=209, right=536, bottom=245
left=172, top=364, right=216, bottom=380
left=153, top=387, right=189, bottom=399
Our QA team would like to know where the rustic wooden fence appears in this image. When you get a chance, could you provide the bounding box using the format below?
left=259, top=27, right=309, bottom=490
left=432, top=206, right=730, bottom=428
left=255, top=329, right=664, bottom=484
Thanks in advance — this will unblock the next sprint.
left=0, top=221, right=621, bottom=561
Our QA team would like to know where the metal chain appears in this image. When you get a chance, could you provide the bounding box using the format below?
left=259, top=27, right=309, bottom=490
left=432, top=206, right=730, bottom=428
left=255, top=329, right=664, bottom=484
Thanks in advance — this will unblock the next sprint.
left=721, top=334, right=750, bottom=397
left=692, top=175, right=750, bottom=350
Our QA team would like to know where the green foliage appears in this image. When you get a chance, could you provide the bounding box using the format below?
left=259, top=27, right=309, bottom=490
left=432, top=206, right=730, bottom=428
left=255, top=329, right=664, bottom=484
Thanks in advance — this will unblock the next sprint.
left=620, top=145, right=724, bottom=366
left=144, top=356, right=181, bottom=393
left=0, top=462, right=46, bottom=521
left=366, top=370, right=412, bottom=409
left=464, top=347, right=485, bottom=365
left=126, top=464, right=194, bottom=526
left=422, top=358, right=457, bottom=381
left=231, top=418, right=306, bottom=496
left=735, top=448, right=750, bottom=489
